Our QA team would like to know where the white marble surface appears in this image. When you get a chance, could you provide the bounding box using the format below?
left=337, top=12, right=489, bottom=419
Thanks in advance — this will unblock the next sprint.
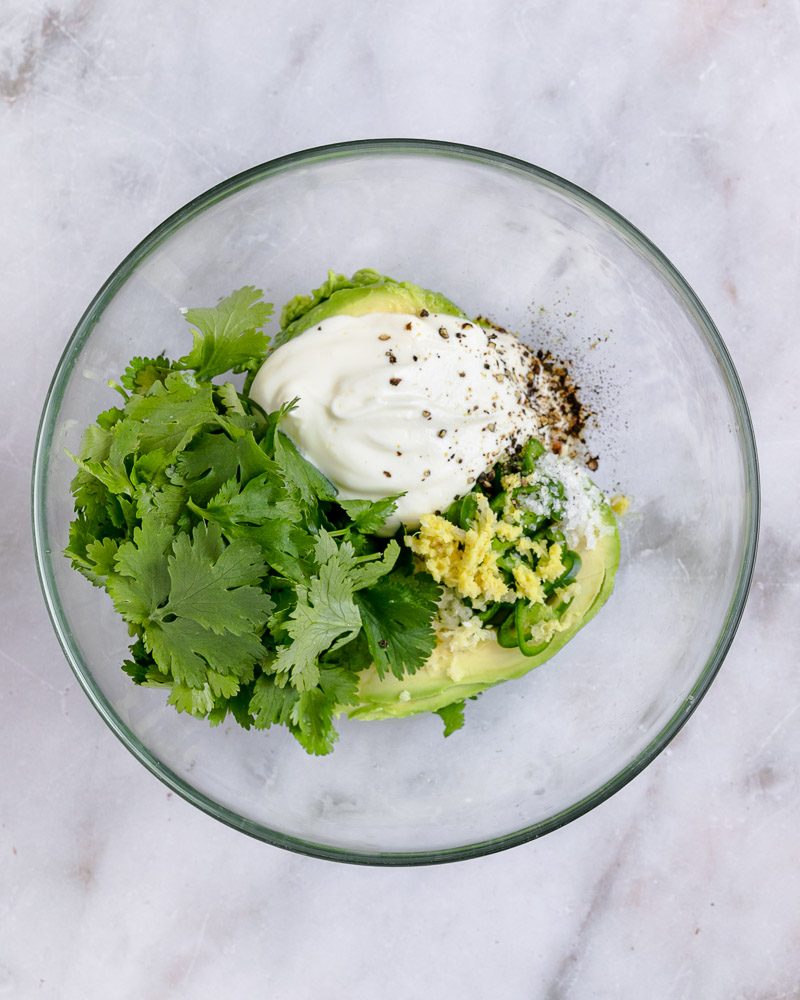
left=2, top=1, right=798, bottom=997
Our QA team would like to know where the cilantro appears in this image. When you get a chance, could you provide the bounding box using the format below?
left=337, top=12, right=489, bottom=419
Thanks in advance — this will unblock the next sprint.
left=250, top=673, right=298, bottom=729
left=179, top=286, right=273, bottom=379
left=84, top=537, right=119, bottom=580
left=226, top=520, right=314, bottom=584
left=435, top=700, right=466, bottom=737
left=108, top=520, right=272, bottom=691
left=272, top=536, right=363, bottom=691
left=290, top=688, right=339, bottom=755
left=260, top=398, right=298, bottom=453
left=107, top=518, right=173, bottom=622
left=121, top=355, right=176, bottom=394
left=173, top=429, right=273, bottom=505
left=349, top=541, right=401, bottom=591
left=274, top=430, right=337, bottom=510
left=355, top=571, right=440, bottom=680
left=320, top=630, right=373, bottom=673
left=124, top=373, right=221, bottom=455
left=65, top=282, right=460, bottom=756
left=135, top=483, right=190, bottom=528
left=339, top=495, right=401, bottom=534
left=194, top=470, right=300, bottom=528
left=159, top=522, right=272, bottom=636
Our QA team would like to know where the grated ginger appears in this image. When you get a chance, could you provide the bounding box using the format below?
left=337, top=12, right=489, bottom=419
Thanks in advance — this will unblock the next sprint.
left=407, top=493, right=510, bottom=602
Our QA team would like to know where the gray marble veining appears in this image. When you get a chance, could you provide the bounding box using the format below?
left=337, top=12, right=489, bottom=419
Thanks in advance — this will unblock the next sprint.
left=2, top=1, right=799, bottom=997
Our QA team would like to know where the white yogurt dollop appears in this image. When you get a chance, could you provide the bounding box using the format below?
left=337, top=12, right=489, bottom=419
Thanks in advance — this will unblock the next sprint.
left=248, top=312, right=544, bottom=530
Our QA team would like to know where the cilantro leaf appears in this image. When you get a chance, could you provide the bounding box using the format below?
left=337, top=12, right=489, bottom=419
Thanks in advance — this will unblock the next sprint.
left=149, top=619, right=264, bottom=689
left=173, top=429, right=274, bottom=505
left=122, top=636, right=155, bottom=685
left=108, top=520, right=273, bottom=692
left=355, top=571, right=440, bottom=680
left=70, top=467, right=115, bottom=525
left=349, top=540, right=400, bottom=591
left=283, top=668, right=357, bottom=755
left=259, top=398, right=298, bottom=454
left=435, top=700, right=466, bottom=737
left=274, top=430, right=337, bottom=510
left=312, top=532, right=399, bottom=591
left=107, top=518, right=174, bottom=623
left=124, top=372, right=220, bottom=455
left=120, top=355, right=177, bottom=393
left=209, top=685, right=256, bottom=729
left=320, top=630, right=373, bottom=673
left=318, top=665, right=359, bottom=710
left=168, top=682, right=216, bottom=716
left=195, top=469, right=300, bottom=528
left=179, top=286, right=273, bottom=379
left=224, top=520, right=314, bottom=584
left=65, top=514, right=122, bottom=585
left=160, top=522, right=272, bottom=635
left=250, top=674, right=299, bottom=730
left=215, top=382, right=246, bottom=416
left=84, top=537, right=119, bottom=580
left=136, top=483, right=190, bottom=528
left=290, top=688, right=338, bottom=755
left=339, top=495, right=402, bottom=534
left=272, top=541, right=362, bottom=691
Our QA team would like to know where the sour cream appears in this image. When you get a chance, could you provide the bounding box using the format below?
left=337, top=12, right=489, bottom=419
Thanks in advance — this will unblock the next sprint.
left=248, top=312, right=544, bottom=530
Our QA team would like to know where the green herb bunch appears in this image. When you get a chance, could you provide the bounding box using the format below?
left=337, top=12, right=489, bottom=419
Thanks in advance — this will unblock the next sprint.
left=66, top=288, right=440, bottom=754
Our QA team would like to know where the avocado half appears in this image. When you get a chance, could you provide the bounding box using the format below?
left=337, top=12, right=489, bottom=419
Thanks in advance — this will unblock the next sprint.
left=274, top=268, right=465, bottom=348
left=274, top=269, right=620, bottom=722
left=349, top=507, right=620, bottom=720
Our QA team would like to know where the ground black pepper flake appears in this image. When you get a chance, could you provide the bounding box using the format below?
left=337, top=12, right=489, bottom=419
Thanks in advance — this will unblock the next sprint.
left=477, top=468, right=495, bottom=489
left=437, top=429, right=447, bottom=438
left=422, top=409, right=431, bottom=419
left=405, top=322, right=413, bottom=330
left=438, top=326, right=449, bottom=339
left=516, top=339, right=593, bottom=463
left=419, top=308, right=429, bottom=317
left=389, top=377, right=402, bottom=386
left=386, top=351, right=397, bottom=364
left=383, top=470, right=392, bottom=477
left=378, top=333, right=391, bottom=341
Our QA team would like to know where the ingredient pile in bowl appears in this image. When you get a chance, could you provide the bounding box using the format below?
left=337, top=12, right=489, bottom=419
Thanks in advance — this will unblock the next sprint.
left=66, top=269, right=622, bottom=754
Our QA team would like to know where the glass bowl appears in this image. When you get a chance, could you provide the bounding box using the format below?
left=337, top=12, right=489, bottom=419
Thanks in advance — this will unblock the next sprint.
left=32, top=140, right=759, bottom=865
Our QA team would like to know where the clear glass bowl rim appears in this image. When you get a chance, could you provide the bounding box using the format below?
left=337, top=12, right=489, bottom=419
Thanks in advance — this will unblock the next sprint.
left=31, top=138, right=760, bottom=866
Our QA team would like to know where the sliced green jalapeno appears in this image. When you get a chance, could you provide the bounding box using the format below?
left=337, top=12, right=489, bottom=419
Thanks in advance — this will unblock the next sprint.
left=515, top=601, right=554, bottom=656
left=497, top=603, right=521, bottom=647
left=520, top=437, right=545, bottom=473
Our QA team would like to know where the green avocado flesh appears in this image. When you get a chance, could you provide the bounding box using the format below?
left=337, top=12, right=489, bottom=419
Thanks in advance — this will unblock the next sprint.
left=275, top=272, right=464, bottom=348
left=349, top=507, right=620, bottom=721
